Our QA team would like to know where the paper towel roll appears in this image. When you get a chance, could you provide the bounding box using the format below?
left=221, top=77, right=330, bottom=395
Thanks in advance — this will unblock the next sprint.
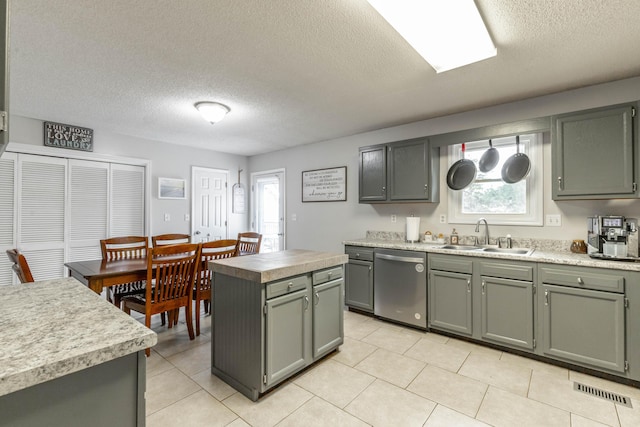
left=406, top=217, right=420, bottom=242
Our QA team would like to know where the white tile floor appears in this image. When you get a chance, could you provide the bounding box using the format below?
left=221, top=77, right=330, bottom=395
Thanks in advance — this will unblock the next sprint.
left=136, top=307, right=640, bottom=427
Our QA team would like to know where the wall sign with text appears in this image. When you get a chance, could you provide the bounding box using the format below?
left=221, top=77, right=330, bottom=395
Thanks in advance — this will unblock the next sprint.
left=44, top=121, right=94, bottom=152
left=302, top=166, right=346, bottom=202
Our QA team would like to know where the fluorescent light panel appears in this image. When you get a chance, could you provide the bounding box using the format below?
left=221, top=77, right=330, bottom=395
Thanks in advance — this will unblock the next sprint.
left=367, top=0, right=496, bottom=73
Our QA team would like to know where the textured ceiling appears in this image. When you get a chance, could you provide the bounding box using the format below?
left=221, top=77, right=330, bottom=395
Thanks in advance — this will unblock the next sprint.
left=8, top=0, right=640, bottom=156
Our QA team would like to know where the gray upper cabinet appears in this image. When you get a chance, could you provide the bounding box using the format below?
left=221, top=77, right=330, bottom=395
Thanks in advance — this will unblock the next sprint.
left=359, top=137, right=439, bottom=203
left=552, top=103, right=638, bottom=199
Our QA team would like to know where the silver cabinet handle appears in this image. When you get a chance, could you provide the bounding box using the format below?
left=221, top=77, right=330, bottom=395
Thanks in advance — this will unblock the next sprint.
left=481, top=280, right=486, bottom=294
left=424, top=184, right=428, bottom=193
left=287, top=282, right=293, bottom=290
left=467, top=279, right=471, bottom=292
left=314, top=292, right=319, bottom=305
left=577, top=277, right=584, bottom=285
left=545, top=290, right=549, bottom=305
left=304, top=295, right=309, bottom=310
left=368, top=265, right=372, bottom=271
left=557, top=176, right=563, bottom=191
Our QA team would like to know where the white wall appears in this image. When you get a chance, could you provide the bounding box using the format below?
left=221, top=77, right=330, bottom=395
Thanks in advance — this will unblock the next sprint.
left=249, top=76, right=640, bottom=254
left=8, top=115, right=250, bottom=238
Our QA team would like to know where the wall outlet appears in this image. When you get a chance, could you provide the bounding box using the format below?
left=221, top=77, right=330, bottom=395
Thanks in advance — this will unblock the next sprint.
left=291, top=213, right=297, bottom=221
left=439, top=214, right=446, bottom=223
left=546, top=214, right=561, bottom=226
left=184, top=214, right=190, bottom=221
left=391, top=214, right=397, bottom=223
left=164, top=213, right=170, bottom=222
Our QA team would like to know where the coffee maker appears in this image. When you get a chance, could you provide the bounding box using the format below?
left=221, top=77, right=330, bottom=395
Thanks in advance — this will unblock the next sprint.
left=587, top=215, right=639, bottom=258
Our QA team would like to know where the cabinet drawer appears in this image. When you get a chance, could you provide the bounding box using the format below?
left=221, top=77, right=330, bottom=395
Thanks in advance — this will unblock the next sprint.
left=479, top=260, right=534, bottom=281
left=429, top=254, right=473, bottom=274
left=266, top=274, right=310, bottom=299
left=345, top=246, right=374, bottom=261
left=539, top=264, right=624, bottom=293
left=313, top=266, right=343, bottom=285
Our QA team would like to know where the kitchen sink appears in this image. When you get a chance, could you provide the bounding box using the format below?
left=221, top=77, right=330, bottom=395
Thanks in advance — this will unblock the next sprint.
left=439, top=245, right=482, bottom=251
left=480, top=247, right=534, bottom=255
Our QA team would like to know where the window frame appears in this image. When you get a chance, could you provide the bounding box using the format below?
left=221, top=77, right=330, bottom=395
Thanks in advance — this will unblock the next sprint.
left=447, top=133, right=543, bottom=226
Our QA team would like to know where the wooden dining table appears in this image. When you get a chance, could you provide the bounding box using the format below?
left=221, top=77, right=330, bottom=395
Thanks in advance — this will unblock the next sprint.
left=65, top=258, right=148, bottom=295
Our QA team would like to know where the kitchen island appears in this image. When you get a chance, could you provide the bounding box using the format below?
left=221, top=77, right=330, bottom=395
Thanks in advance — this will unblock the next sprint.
left=209, top=249, right=348, bottom=401
left=0, top=278, right=157, bottom=427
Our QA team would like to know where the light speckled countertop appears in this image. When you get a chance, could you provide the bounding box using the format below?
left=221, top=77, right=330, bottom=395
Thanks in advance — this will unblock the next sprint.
left=209, top=249, right=349, bottom=283
left=343, top=238, right=640, bottom=272
left=0, top=277, right=157, bottom=397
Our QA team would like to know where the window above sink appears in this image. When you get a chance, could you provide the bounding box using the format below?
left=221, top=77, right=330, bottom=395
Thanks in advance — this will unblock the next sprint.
left=447, top=133, right=544, bottom=226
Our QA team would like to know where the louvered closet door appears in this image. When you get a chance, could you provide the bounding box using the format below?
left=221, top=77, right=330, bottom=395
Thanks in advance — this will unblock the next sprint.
left=0, top=152, right=16, bottom=285
left=110, top=163, right=145, bottom=237
left=17, top=154, right=66, bottom=281
left=68, top=159, right=109, bottom=261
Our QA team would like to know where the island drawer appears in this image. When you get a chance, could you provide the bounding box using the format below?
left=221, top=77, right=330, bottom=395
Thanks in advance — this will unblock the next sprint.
left=479, top=260, right=534, bottom=281
left=539, top=264, right=624, bottom=293
left=313, top=266, right=343, bottom=285
left=266, top=274, right=311, bottom=299
left=429, top=254, right=473, bottom=274
left=345, top=246, right=374, bottom=261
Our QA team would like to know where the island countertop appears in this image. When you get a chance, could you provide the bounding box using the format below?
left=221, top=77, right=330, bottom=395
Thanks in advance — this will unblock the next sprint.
left=209, top=249, right=348, bottom=283
left=0, top=277, right=157, bottom=397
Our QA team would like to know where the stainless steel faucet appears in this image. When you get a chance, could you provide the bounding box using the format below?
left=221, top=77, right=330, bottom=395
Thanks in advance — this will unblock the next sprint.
left=475, top=218, right=490, bottom=246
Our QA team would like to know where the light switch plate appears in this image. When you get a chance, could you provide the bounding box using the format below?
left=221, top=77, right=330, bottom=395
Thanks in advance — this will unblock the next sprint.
left=164, top=213, right=170, bottom=221
left=546, top=214, right=561, bottom=226
left=391, top=214, right=397, bottom=223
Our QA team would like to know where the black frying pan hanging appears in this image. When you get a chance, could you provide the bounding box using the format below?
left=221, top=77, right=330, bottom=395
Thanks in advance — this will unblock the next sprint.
left=447, top=143, right=477, bottom=190
left=478, top=139, right=499, bottom=173
left=501, top=136, right=531, bottom=183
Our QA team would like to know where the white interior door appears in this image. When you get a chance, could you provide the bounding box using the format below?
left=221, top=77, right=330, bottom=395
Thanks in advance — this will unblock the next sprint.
left=252, top=169, right=285, bottom=253
left=192, top=167, right=228, bottom=242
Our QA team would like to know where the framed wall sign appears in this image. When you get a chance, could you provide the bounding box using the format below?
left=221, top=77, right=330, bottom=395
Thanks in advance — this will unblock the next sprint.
left=158, top=177, right=186, bottom=199
left=44, top=121, right=94, bottom=152
left=302, top=166, right=346, bottom=202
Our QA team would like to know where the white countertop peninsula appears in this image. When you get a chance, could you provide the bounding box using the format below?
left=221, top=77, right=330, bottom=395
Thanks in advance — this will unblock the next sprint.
left=209, top=249, right=348, bottom=282
left=0, top=277, right=156, bottom=427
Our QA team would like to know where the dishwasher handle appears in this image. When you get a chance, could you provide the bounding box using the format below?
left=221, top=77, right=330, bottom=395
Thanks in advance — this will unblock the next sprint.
left=375, top=252, right=425, bottom=264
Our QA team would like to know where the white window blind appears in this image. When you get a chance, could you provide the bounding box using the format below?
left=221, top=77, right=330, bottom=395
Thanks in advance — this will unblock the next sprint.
left=68, top=159, right=109, bottom=262
left=0, top=153, right=16, bottom=285
left=18, top=154, right=67, bottom=280
left=111, top=164, right=145, bottom=236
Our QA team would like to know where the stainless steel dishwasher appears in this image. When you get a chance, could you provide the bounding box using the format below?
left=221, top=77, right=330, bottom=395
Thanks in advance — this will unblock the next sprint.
left=373, top=248, right=427, bottom=329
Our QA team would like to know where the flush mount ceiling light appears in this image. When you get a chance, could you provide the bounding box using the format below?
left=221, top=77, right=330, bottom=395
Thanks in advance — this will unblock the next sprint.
left=366, top=0, right=497, bottom=73
left=195, top=101, right=231, bottom=124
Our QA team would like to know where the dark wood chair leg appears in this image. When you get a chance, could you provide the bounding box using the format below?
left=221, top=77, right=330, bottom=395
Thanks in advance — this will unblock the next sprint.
left=185, top=304, right=195, bottom=340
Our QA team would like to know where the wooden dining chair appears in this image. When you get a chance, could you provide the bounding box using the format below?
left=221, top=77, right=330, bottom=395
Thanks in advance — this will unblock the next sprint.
left=122, top=243, right=201, bottom=356
left=151, top=233, right=191, bottom=247
left=195, top=239, right=237, bottom=335
left=100, top=236, right=148, bottom=308
left=6, top=249, right=34, bottom=283
left=234, top=232, right=262, bottom=256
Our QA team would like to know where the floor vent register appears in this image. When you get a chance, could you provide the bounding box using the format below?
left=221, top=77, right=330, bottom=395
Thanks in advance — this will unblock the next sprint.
left=573, top=382, right=633, bottom=408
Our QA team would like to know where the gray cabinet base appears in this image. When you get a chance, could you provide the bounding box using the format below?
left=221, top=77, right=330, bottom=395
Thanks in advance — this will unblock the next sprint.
left=0, top=352, right=146, bottom=427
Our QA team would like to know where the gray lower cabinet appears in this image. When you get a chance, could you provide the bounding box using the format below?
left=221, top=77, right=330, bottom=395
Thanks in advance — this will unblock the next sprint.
left=429, top=270, right=472, bottom=335
left=212, top=266, right=344, bottom=401
left=539, top=263, right=627, bottom=373
left=312, top=274, right=344, bottom=358
left=345, top=246, right=374, bottom=312
left=480, top=276, right=534, bottom=350
left=552, top=102, right=638, bottom=199
left=265, top=287, right=311, bottom=387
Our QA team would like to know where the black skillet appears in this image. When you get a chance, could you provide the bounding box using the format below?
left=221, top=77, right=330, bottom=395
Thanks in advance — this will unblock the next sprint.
left=478, top=139, right=499, bottom=173
left=501, top=136, right=531, bottom=183
left=447, top=143, right=477, bottom=190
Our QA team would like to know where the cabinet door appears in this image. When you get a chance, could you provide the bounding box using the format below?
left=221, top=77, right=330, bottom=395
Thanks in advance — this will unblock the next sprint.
left=388, top=139, right=430, bottom=201
left=541, top=284, right=625, bottom=373
left=265, top=288, right=311, bottom=387
left=428, top=270, right=472, bottom=335
left=313, top=278, right=344, bottom=359
left=481, top=276, right=534, bottom=350
left=553, top=104, right=636, bottom=199
left=359, top=145, right=387, bottom=202
left=345, top=259, right=373, bottom=312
